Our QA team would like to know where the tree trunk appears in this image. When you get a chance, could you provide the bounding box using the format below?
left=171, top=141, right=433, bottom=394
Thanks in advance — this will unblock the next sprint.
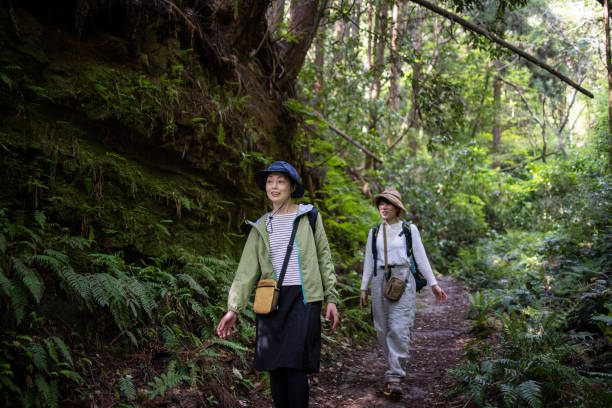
left=312, top=16, right=326, bottom=109
left=407, top=6, right=423, bottom=156
left=606, top=0, right=612, bottom=171
left=541, top=97, right=547, bottom=163
left=365, top=0, right=388, bottom=169
left=267, top=0, right=285, bottom=34
left=279, top=0, right=327, bottom=87
left=389, top=0, right=401, bottom=112
left=492, top=73, right=502, bottom=152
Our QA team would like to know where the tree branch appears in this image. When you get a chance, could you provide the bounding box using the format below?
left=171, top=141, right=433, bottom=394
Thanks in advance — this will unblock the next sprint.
left=306, top=112, right=383, bottom=163
left=501, top=149, right=561, bottom=172
left=406, top=0, right=594, bottom=98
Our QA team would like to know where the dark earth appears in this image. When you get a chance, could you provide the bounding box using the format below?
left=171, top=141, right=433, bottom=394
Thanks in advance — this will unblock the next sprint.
left=248, top=275, right=473, bottom=407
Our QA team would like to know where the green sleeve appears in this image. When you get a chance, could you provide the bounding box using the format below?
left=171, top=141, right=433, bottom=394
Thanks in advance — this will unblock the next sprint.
left=227, top=228, right=261, bottom=313
left=314, top=212, right=339, bottom=304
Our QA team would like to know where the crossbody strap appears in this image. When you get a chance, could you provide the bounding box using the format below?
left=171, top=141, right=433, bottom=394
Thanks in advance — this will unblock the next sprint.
left=276, top=214, right=302, bottom=287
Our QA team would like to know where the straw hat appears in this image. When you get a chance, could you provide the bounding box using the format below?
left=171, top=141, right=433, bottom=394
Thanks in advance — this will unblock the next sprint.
left=374, top=188, right=407, bottom=216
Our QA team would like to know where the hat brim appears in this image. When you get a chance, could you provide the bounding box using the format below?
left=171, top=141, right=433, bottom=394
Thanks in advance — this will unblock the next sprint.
left=255, top=170, right=305, bottom=198
left=374, top=192, right=407, bottom=215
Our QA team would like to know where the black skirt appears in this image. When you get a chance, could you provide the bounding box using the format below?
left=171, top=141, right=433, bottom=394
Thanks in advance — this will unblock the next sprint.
left=254, top=285, right=322, bottom=373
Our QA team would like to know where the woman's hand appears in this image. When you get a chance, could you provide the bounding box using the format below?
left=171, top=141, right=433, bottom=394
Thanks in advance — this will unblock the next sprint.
left=431, top=284, right=447, bottom=302
left=325, top=303, right=339, bottom=330
left=360, top=290, right=368, bottom=310
left=217, top=311, right=237, bottom=339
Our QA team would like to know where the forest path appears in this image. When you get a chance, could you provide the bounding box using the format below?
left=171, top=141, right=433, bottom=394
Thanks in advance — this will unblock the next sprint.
left=309, top=275, right=472, bottom=407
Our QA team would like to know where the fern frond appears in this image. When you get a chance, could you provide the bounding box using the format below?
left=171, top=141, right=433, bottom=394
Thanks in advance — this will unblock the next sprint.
left=519, top=380, right=542, bottom=408
left=31, top=254, right=63, bottom=274
left=51, top=336, right=73, bottom=366
left=68, top=236, right=92, bottom=250
left=13, top=258, right=44, bottom=302
left=127, top=279, right=156, bottom=319
left=119, top=375, right=136, bottom=401
left=177, top=273, right=208, bottom=297
left=189, top=300, right=205, bottom=317
left=43, top=249, right=70, bottom=265
left=0, top=269, right=15, bottom=297
left=89, top=252, right=125, bottom=275
left=26, top=343, right=48, bottom=372
left=161, top=326, right=181, bottom=350
left=501, top=383, right=520, bottom=407
left=59, top=369, right=83, bottom=384
left=146, top=367, right=189, bottom=399
left=211, top=337, right=248, bottom=352
left=125, top=330, right=138, bottom=347
left=0, top=232, right=6, bottom=254
left=61, top=266, right=92, bottom=305
left=89, top=274, right=112, bottom=307
left=10, top=284, right=29, bottom=324
left=44, top=338, right=59, bottom=365
left=34, top=374, right=59, bottom=408
left=34, top=211, right=46, bottom=229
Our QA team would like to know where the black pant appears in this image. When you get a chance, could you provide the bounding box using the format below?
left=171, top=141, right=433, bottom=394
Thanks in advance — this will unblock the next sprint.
left=269, top=368, right=309, bottom=408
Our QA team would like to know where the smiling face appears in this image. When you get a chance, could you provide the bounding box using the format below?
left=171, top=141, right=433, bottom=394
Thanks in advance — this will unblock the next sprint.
left=265, top=172, right=295, bottom=207
left=377, top=198, right=400, bottom=223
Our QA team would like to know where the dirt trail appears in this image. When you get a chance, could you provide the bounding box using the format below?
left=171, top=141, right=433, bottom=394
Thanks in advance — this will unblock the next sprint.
left=308, top=275, right=472, bottom=407
left=246, top=275, right=472, bottom=407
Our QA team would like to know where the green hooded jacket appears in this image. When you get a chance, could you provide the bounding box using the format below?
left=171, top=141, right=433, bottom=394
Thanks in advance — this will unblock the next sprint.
left=227, top=204, right=338, bottom=313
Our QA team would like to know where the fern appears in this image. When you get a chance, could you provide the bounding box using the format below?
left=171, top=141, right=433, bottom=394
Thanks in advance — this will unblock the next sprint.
left=60, top=266, right=92, bottom=305
left=31, top=254, right=63, bottom=274
left=125, top=330, right=138, bottom=347
left=33, top=211, right=46, bottom=230
left=0, top=232, right=6, bottom=254
left=118, top=375, right=136, bottom=401
left=43, top=338, right=59, bottom=365
left=51, top=336, right=73, bottom=366
left=42, top=248, right=70, bottom=265
left=177, top=273, right=208, bottom=297
left=34, top=374, right=59, bottom=408
left=161, top=326, right=181, bottom=350
left=127, top=279, right=155, bottom=319
left=519, top=380, right=542, bottom=408
left=26, top=343, right=48, bottom=373
left=0, top=269, right=15, bottom=297
left=145, top=366, right=189, bottom=399
left=9, top=285, right=28, bottom=324
left=13, top=258, right=44, bottom=303
left=89, top=273, right=111, bottom=307
left=211, top=337, right=248, bottom=352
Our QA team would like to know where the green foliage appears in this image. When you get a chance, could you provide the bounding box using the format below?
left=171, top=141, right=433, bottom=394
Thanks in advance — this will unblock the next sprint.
left=118, top=375, right=136, bottom=401
left=144, top=362, right=190, bottom=400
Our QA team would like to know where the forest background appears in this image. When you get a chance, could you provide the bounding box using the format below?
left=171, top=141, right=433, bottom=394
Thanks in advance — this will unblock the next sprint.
left=0, top=0, right=610, bottom=407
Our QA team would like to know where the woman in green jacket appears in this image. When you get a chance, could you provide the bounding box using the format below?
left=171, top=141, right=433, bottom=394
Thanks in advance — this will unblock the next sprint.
left=217, top=161, right=339, bottom=408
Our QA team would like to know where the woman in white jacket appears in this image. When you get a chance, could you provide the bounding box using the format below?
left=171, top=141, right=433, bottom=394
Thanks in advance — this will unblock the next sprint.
left=360, top=188, right=447, bottom=398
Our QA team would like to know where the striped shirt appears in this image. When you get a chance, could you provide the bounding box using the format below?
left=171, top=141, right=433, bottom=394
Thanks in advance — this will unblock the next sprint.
left=268, top=212, right=301, bottom=286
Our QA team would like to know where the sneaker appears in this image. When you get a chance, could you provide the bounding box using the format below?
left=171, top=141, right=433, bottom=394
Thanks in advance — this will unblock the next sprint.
left=383, top=382, right=402, bottom=399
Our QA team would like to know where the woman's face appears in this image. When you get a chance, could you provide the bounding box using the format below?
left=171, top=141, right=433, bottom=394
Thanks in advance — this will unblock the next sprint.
left=266, top=172, right=294, bottom=205
left=378, top=199, right=399, bottom=222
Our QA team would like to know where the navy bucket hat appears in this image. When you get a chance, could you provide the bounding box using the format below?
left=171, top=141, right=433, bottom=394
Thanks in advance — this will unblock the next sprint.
left=255, top=161, right=305, bottom=198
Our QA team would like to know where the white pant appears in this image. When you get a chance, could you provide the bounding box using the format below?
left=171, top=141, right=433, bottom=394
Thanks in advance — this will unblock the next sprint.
left=371, top=264, right=416, bottom=383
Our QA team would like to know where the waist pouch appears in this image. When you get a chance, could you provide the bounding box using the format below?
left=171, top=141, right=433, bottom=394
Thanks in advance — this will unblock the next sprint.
left=253, top=279, right=280, bottom=315
left=383, top=276, right=407, bottom=301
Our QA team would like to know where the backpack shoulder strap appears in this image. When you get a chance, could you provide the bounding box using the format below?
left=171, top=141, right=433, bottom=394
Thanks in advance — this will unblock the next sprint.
left=401, top=221, right=413, bottom=256
left=371, top=224, right=380, bottom=276
left=371, top=224, right=380, bottom=260
left=308, top=207, right=318, bottom=235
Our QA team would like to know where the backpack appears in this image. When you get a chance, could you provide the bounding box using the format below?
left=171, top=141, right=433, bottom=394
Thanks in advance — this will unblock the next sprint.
left=307, top=207, right=318, bottom=235
left=370, top=222, right=427, bottom=292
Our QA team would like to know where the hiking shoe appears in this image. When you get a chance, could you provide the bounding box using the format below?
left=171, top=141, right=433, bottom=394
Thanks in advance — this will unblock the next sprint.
left=383, top=382, right=402, bottom=399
